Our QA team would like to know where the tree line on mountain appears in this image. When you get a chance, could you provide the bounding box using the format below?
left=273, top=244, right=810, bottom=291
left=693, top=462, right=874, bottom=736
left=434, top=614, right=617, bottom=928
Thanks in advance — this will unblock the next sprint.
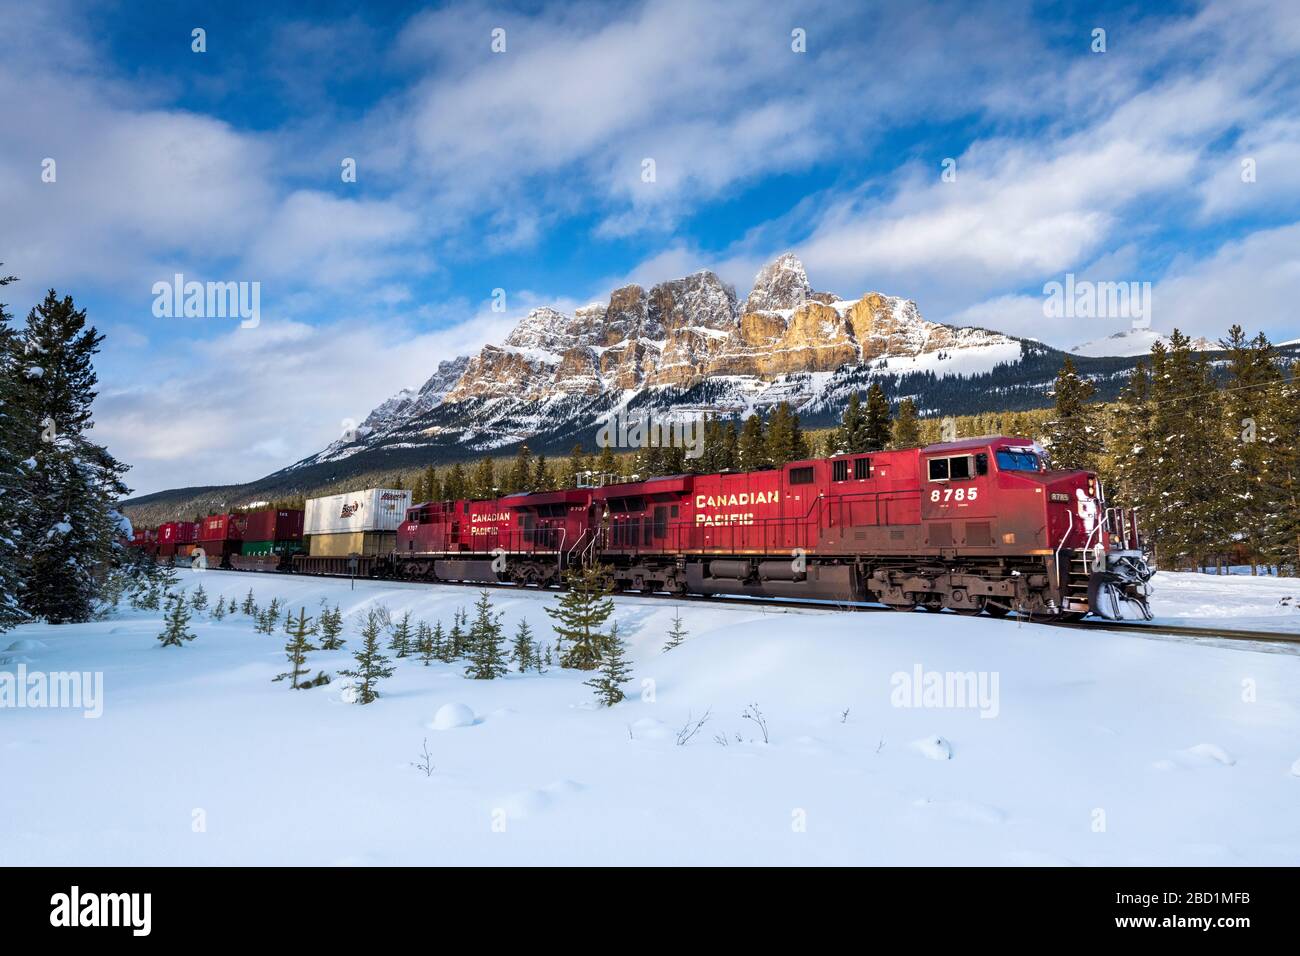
left=1, top=269, right=133, bottom=632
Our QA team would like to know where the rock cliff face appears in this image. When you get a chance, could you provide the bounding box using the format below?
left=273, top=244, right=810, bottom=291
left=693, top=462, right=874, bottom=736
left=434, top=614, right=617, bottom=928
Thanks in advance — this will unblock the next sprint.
left=442, top=253, right=1014, bottom=400
left=301, top=254, right=1029, bottom=468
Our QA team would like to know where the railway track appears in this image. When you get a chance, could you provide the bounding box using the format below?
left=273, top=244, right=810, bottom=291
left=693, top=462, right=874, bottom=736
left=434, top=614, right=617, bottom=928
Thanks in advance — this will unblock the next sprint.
left=208, top=566, right=1300, bottom=648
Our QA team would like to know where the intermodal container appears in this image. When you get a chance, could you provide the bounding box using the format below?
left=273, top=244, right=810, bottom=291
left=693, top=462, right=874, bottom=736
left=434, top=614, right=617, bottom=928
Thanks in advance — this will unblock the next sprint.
left=242, top=508, right=304, bottom=542
left=307, top=530, right=397, bottom=558
left=197, top=514, right=244, bottom=543
left=303, top=489, right=412, bottom=536
left=157, top=521, right=199, bottom=547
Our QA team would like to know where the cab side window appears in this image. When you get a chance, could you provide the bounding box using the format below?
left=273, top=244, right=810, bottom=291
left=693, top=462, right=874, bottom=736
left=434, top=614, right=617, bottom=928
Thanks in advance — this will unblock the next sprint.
left=928, top=458, right=950, bottom=481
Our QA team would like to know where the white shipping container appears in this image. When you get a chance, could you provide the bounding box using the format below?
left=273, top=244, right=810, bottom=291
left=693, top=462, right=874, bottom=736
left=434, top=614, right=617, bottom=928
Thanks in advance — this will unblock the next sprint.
left=303, top=488, right=413, bottom=535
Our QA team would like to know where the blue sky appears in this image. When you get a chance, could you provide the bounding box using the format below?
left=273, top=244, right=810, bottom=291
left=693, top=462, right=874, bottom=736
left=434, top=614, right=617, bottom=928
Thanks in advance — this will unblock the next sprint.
left=2, top=0, right=1298, bottom=495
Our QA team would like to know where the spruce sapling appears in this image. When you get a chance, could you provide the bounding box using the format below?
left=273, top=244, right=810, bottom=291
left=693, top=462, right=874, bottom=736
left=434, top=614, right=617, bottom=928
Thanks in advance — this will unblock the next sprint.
left=663, top=607, right=687, bottom=651
left=584, top=622, right=632, bottom=706
left=389, top=610, right=413, bottom=658
left=511, top=619, right=534, bottom=672
left=339, top=608, right=394, bottom=704
left=157, top=592, right=196, bottom=647
left=190, top=582, right=208, bottom=611
left=318, top=604, right=345, bottom=650
left=415, top=621, right=435, bottom=665
left=275, top=607, right=318, bottom=689
left=464, top=590, right=507, bottom=680
left=241, top=589, right=256, bottom=615
left=545, top=564, right=615, bottom=670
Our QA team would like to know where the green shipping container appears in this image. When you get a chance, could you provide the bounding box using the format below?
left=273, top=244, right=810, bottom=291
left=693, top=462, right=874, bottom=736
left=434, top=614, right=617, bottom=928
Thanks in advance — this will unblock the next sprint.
left=243, top=539, right=307, bottom=557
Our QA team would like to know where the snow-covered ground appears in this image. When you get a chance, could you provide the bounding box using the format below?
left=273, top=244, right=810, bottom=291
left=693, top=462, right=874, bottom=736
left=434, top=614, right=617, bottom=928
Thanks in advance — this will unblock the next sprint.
left=2, top=569, right=1299, bottom=866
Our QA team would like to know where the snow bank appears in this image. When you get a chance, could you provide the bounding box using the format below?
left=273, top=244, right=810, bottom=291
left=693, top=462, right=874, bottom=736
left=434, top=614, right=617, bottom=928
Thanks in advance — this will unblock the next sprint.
left=0, top=568, right=1298, bottom=865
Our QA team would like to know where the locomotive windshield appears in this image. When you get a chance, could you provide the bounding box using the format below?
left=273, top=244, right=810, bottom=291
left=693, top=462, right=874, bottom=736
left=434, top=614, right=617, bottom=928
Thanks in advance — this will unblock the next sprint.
left=996, top=449, right=1042, bottom=472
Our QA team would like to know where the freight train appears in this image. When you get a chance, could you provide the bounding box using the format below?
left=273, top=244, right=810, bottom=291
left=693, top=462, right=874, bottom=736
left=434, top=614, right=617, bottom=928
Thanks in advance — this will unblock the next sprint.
left=127, top=436, right=1154, bottom=621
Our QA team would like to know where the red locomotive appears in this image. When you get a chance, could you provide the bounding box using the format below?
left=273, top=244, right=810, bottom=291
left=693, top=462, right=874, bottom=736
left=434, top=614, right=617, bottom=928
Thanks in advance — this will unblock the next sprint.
left=380, top=435, right=1153, bottom=620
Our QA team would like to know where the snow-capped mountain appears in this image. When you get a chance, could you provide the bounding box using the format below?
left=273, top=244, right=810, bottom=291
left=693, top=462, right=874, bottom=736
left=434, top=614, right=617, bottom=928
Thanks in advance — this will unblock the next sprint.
left=293, top=254, right=1036, bottom=470
left=1069, top=328, right=1217, bottom=357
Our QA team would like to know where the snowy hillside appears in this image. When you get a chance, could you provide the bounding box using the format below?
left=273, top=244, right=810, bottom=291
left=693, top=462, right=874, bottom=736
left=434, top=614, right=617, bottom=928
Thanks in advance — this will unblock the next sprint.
left=3, top=570, right=1299, bottom=865
left=1069, top=328, right=1217, bottom=357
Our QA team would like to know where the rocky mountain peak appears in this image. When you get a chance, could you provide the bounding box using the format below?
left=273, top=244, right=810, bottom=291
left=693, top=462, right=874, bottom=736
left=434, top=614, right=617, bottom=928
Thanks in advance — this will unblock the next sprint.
left=744, top=253, right=812, bottom=314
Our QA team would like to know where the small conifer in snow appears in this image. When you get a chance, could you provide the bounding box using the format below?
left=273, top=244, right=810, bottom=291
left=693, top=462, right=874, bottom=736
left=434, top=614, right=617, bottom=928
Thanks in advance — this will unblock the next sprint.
left=389, top=610, right=414, bottom=658
left=663, top=608, right=687, bottom=651
left=190, top=582, right=208, bottom=611
left=585, top=623, right=632, bottom=706
left=449, top=607, right=468, bottom=658
left=211, top=596, right=226, bottom=620
left=545, top=564, right=615, bottom=670
left=415, top=621, right=435, bottom=665
left=511, top=619, right=534, bottom=672
left=157, top=593, right=196, bottom=647
left=254, top=607, right=276, bottom=635
left=318, top=604, right=345, bottom=650
left=275, top=607, right=318, bottom=689
left=431, top=621, right=453, bottom=662
left=241, top=589, right=256, bottom=615
left=464, top=590, right=507, bottom=680
left=339, top=608, right=394, bottom=704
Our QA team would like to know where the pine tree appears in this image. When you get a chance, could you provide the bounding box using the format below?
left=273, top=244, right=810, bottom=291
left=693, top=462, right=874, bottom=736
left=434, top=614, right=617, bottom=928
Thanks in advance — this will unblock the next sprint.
left=863, top=383, right=892, bottom=451
left=738, top=413, right=769, bottom=470
left=511, top=618, right=535, bottom=672
left=464, top=590, right=507, bottom=679
left=211, top=596, right=227, bottom=620
left=449, top=607, right=469, bottom=657
left=255, top=606, right=277, bottom=635
left=835, top=392, right=865, bottom=453
left=595, top=443, right=618, bottom=483
left=891, top=397, right=921, bottom=448
left=1044, top=357, right=1102, bottom=471
left=318, top=604, right=345, bottom=650
left=443, top=462, right=468, bottom=500
left=389, top=610, right=413, bottom=658
left=765, top=403, right=807, bottom=466
left=0, top=267, right=35, bottom=632
left=584, top=622, right=632, bottom=706
left=508, top=445, right=534, bottom=492
left=1144, top=332, right=1230, bottom=569
left=532, top=454, right=553, bottom=491
left=157, top=592, right=196, bottom=647
left=275, top=607, right=318, bottom=689
left=13, top=290, right=130, bottom=624
left=533, top=642, right=549, bottom=673
left=241, top=589, right=257, bottom=615
left=339, top=609, right=394, bottom=704
left=663, top=607, right=687, bottom=651
left=415, top=621, right=435, bottom=665
left=1219, top=326, right=1285, bottom=572
left=266, top=597, right=282, bottom=624
left=545, top=564, right=615, bottom=670
left=190, top=582, right=208, bottom=611
left=564, top=444, right=590, bottom=487
left=471, top=456, right=496, bottom=498
left=431, top=620, right=453, bottom=662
